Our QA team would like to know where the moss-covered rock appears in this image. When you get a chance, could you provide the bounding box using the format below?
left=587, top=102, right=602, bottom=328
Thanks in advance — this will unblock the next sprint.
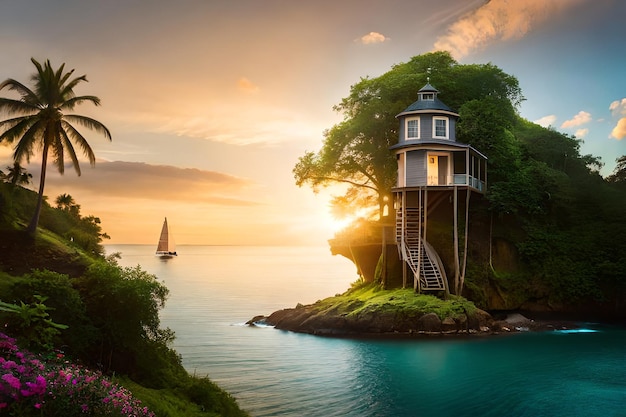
left=254, top=283, right=495, bottom=336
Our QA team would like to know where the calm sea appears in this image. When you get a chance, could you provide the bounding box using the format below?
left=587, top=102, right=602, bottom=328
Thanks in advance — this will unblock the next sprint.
left=105, top=245, right=626, bottom=417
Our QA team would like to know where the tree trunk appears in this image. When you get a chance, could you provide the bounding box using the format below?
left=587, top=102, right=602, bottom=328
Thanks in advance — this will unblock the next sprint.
left=26, top=143, right=49, bottom=235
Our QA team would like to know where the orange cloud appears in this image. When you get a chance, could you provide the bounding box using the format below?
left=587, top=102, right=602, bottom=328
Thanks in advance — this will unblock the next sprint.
left=358, top=32, right=389, bottom=45
left=610, top=118, right=626, bottom=140
left=609, top=98, right=626, bottom=139
left=238, top=77, right=260, bottom=93
left=434, top=0, right=584, bottom=59
left=561, top=111, right=591, bottom=129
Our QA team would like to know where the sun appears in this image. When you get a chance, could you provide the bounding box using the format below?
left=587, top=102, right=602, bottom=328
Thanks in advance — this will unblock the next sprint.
left=324, top=215, right=354, bottom=235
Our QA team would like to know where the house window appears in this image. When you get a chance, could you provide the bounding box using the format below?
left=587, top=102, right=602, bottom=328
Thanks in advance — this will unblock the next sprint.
left=421, top=93, right=434, bottom=101
left=433, top=117, right=448, bottom=139
left=406, top=117, right=420, bottom=139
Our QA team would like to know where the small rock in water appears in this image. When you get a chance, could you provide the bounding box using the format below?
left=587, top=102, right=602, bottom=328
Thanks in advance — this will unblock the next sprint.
left=246, top=315, right=267, bottom=326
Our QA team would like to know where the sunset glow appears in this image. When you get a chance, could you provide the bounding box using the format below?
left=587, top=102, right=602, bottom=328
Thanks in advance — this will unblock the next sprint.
left=0, top=0, right=624, bottom=245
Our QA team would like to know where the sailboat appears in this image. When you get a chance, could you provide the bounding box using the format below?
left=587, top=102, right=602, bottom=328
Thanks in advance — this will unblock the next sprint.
left=156, top=217, right=177, bottom=258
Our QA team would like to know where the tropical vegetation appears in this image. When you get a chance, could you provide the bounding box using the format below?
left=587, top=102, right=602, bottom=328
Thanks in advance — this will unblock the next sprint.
left=0, top=58, right=111, bottom=235
left=296, top=51, right=626, bottom=317
left=0, top=182, right=249, bottom=416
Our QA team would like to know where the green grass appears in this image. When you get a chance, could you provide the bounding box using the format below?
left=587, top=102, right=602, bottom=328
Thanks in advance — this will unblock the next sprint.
left=312, top=283, right=478, bottom=320
left=118, top=376, right=250, bottom=417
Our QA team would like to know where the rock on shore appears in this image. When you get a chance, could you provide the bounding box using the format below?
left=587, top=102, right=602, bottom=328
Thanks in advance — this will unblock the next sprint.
left=248, top=303, right=499, bottom=336
left=247, top=305, right=578, bottom=337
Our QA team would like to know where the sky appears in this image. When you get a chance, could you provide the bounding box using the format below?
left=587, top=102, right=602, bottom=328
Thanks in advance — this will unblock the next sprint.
left=0, top=0, right=625, bottom=246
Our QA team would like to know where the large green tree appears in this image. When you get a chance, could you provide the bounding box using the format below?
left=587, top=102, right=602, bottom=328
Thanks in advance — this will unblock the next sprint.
left=293, top=51, right=523, bottom=220
left=0, top=58, right=111, bottom=235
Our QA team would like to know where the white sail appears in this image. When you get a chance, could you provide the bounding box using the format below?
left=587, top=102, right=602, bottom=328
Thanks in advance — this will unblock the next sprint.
left=156, top=217, right=177, bottom=257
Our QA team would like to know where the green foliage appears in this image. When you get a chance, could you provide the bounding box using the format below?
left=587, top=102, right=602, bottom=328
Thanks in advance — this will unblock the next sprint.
left=75, top=259, right=181, bottom=387
left=0, top=182, right=109, bottom=256
left=457, top=97, right=519, bottom=183
left=0, top=295, right=68, bottom=351
left=0, top=186, right=248, bottom=416
left=294, top=51, right=523, bottom=219
left=606, top=155, right=626, bottom=183
left=306, top=51, right=626, bottom=309
left=119, top=376, right=250, bottom=417
left=5, top=270, right=95, bottom=356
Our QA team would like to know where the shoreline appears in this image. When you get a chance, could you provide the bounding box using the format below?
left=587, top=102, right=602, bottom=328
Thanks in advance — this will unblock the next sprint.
left=247, top=310, right=599, bottom=340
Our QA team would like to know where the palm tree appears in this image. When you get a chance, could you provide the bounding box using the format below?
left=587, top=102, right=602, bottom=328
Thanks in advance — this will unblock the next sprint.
left=55, top=192, right=81, bottom=217
left=0, top=58, right=111, bottom=235
left=5, top=161, right=33, bottom=187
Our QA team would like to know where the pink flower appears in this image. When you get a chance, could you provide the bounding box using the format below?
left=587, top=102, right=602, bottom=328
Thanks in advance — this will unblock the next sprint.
left=1, top=373, right=21, bottom=390
left=23, top=375, right=46, bottom=396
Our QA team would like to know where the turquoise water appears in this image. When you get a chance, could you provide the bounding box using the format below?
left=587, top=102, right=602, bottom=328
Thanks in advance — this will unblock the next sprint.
left=106, top=245, right=626, bottom=417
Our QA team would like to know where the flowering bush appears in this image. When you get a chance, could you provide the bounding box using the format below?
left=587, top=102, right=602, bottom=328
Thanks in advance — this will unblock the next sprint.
left=0, top=332, right=154, bottom=416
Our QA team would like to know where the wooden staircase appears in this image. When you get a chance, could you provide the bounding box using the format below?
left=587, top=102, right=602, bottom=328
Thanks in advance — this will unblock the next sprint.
left=396, top=208, right=448, bottom=292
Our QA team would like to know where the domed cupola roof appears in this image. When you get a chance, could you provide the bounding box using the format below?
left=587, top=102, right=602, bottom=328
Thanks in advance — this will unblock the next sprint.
left=396, top=83, right=457, bottom=117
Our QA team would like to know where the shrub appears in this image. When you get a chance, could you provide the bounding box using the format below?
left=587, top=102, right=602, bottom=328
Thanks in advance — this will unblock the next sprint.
left=4, top=270, right=96, bottom=356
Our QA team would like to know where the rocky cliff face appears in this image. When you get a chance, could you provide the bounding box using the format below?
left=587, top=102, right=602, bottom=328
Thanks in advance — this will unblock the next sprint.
left=329, top=235, right=626, bottom=320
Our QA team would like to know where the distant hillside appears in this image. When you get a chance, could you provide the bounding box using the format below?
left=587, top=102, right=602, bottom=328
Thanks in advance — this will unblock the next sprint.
left=0, top=182, right=104, bottom=277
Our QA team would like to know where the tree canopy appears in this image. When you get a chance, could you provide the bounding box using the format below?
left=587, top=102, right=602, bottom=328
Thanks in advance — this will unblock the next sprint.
left=296, top=51, right=626, bottom=309
left=293, top=51, right=523, bottom=219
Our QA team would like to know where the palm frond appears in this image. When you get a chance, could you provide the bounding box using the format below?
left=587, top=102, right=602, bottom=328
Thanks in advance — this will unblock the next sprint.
left=64, top=115, right=112, bottom=141
left=0, top=79, right=40, bottom=105
left=0, top=97, right=40, bottom=115
left=0, top=116, right=38, bottom=144
left=13, top=120, right=44, bottom=164
left=60, top=128, right=81, bottom=176
left=62, top=120, right=96, bottom=165
left=48, top=122, right=66, bottom=174
left=62, top=74, right=87, bottom=98
left=62, top=95, right=101, bottom=111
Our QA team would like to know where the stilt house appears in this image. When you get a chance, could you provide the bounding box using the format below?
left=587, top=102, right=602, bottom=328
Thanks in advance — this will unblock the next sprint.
left=391, top=83, right=487, bottom=294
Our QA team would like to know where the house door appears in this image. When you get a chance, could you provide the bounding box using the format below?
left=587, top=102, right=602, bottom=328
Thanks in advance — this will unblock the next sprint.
left=428, top=154, right=448, bottom=185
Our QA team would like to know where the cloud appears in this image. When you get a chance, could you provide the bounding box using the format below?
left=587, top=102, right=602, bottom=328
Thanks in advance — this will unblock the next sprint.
left=238, top=77, right=259, bottom=93
left=610, top=98, right=626, bottom=116
left=608, top=98, right=626, bottom=140
left=357, top=32, right=389, bottom=45
left=534, top=115, right=556, bottom=128
left=610, top=118, right=626, bottom=140
left=561, top=111, right=591, bottom=129
left=575, top=128, right=588, bottom=138
left=40, top=161, right=259, bottom=206
left=433, top=0, right=584, bottom=59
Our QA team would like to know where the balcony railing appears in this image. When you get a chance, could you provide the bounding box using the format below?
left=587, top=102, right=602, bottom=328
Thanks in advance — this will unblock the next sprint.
left=424, top=174, right=485, bottom=191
